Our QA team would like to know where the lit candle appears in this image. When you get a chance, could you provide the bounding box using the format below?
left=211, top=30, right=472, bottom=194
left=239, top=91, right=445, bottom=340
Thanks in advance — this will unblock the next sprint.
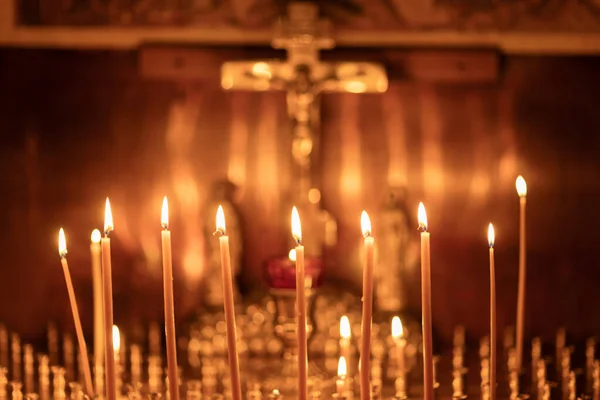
left=215, top=205, right=242, bottom=400
left=339, top=315, right=351, bottom=362
left=392, top=316, right=406, bottom=376
left=101, top=198, right=117, bottom=400
left=515, top=175, right=527, bottom=371
left=112, top=325, right=120, bottom=366
left=336, top=356, right=347, bottom=397
left=161, top=197, right=180, bottom=400
left=488, top=223, right=497, bottom=400
left=291, top=206, right=308, bottom=400
left=360, top=210, right=374, bottom=400
left=112, top=325, right=122, bottom=396
left=90, top=228, right=104, bottom=396
left=57, top=228, right=95, bottom=397
left=418, top=202, right=434, bottom=400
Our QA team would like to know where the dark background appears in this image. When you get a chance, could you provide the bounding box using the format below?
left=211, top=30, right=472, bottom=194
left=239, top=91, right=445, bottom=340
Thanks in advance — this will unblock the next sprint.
left=0, top=48, right=599, bottom=348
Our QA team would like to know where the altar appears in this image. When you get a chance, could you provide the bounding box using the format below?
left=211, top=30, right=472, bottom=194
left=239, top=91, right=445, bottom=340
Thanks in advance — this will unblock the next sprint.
left=0, top=0, right=600, bottom=399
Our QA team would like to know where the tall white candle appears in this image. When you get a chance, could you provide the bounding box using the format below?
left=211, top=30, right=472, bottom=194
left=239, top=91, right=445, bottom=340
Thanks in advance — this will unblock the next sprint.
left=216, top=206, right=242, bottom=400
left=291, top=207, right=308, bottom=400
left=391, top=316, right=406, bottom=376
left=161, top=197, right=180, bottom=400
left=418, top=202, right=434, bottom=400
left=58, top=229, right=94, bottom=398
left=101, top=198, right=117, bottom=400
left=515, top=176, right=527, bottom=371
left=488, top=223, right=497, bottom=400
left=90, top=228, right=104, bottom=396
left=360, top=211, right=374, bottom=400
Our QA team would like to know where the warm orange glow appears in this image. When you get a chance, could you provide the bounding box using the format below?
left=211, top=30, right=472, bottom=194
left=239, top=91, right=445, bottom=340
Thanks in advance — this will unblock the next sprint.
left=337, top=356, right=347, bottom=378
left=112, top=325, right=120, bottom=353
left=418, top=202, right=428, bottom=231
left=392, top=316, right=404, bottom=338
left=288, top=249, right=296, bottom=262
left=488, top=223, right=495, bottom=248
left=216, top=205, right=226, bottom=235
left=161, top=196, right=169, bottom=229
left=340, top=315, right=351, bottom=340
left=91, top=229, right=101, bottom=244
left=291, top=207, right=302, bottom=243
left=104, top=198, right=113, bottom=234
left=252, top=62, right=272, bottom=79
left=516, top=175, right=527, bottom=197
left=58, top=228, right=67, bottom=258
left=344, top=81, right=367, bottom=94
left=360, top=211, right=371, bottom=238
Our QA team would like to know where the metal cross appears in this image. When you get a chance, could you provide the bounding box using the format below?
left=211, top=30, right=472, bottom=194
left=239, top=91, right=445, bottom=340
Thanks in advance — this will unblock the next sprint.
left=221, top=2, right=388, bottom=198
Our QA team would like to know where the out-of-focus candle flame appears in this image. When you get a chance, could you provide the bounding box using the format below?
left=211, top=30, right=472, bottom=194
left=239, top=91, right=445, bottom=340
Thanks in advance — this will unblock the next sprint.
left=418, top=202, right=428, bottom=231
left=288, top=249, right=296, bottom=262
left=360, top=211, right=372, bottom=238
left=161, top=196, right=169, bottom=230
left=91, top=229, right=101, bottom=244
left=488, top=223, right=495, bottom=248
left=104, top=198, right=113, bottom=234
left=58, top=228, right=67, bottom=258
left=340, top=315, right=351, bottom=340
left=392, top=316, right=404, bottom=339
left=216, top=205, right=226, bottom=235
left=291, top=206, right=302, bottom=244
left=112, top=325, right=120, bottom=353
left=338, top=356, right=347, bottom=377
left=516, top=175, right=527, bottom=197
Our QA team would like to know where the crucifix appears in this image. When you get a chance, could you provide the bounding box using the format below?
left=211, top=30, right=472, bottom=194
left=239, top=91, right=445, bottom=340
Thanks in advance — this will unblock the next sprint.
left=221, top=2, right=388, bottom=256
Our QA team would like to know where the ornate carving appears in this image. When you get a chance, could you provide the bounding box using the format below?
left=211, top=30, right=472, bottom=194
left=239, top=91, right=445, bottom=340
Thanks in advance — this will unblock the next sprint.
left=18, top=0, right=600, bottom=32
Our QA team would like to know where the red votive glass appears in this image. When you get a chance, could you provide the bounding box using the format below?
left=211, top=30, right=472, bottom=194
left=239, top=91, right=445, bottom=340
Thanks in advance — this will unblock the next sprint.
left=265, top=254, right=325, bottom=289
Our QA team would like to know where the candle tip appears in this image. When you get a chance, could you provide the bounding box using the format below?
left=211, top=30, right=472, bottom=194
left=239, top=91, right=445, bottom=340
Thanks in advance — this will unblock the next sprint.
left=360, top=211, right=372, bottom=238
left=58, top=228, right=67, bottom=258
left=516, top=175, right=527, bottom=197
left=338, top=356, right=347, bottom=377
left=104, top=198, right=114, bottom=235
left=161, top=196, right=169, bottom=230
left=90, top=229, right=101, bottom=244
left=488, top=223, right=495, bottom=248
left=392, top=316, right=403, bottom=338
left=418, top=202, right=428, bottom=231
left=291, top=206, right=302, bottom=244
left=340, top=315, right=351, bottom=339
left=215, top=205, right=226, bottom=235
left=112, top=325, right=120, bottom=353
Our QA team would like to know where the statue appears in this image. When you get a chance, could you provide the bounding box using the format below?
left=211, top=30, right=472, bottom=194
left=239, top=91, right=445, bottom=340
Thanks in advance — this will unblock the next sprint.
left=374, top=187, right=418, bottom=313
left=202, top=180, right=243, bottom=308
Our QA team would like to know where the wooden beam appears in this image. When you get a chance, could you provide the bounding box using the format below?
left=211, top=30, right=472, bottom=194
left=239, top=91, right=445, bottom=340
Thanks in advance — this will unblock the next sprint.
left=139, top=47, right=499, bottom=83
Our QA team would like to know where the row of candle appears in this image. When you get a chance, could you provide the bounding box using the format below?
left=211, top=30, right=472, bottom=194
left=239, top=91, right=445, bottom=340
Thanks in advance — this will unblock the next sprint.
left=54, top=173, right=529, bottom=400
left=57, top=198, right=245, bottom=400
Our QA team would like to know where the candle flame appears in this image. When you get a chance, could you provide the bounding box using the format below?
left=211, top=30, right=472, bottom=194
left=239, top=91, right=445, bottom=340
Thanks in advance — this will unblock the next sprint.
left=488, top=223, right=495, bottom=248
left=161, top=196, right=169, bottom=230
left=104, top=198, right=113, bottom=235
left=338, top=356, right=347, bottom=377
left=216, top=205, right=226, bottom=235
left=360, top=211, right=372, bottom=238
left=418, top=202, right=428, bottom=231
left=392, top=316, right=404, bottom=338
left=291, top=206, right=302, bottom=244
left=112, top=325, right=120, bottom=353
left=58, top=228, right=67, bottom=258
left=272, top=390, right=280, bottom=397
left=91, top=229, right=101, bottom=244
left=516, top=175, right=527, bottom=197
left=288, top=249, right=296, bottom=262
left=340, top=315, right=351, bottom=340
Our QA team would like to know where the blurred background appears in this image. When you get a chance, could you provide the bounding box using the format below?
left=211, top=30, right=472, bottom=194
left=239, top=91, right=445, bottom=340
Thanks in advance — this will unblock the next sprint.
left=1, top=0, right=600, bottom=349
